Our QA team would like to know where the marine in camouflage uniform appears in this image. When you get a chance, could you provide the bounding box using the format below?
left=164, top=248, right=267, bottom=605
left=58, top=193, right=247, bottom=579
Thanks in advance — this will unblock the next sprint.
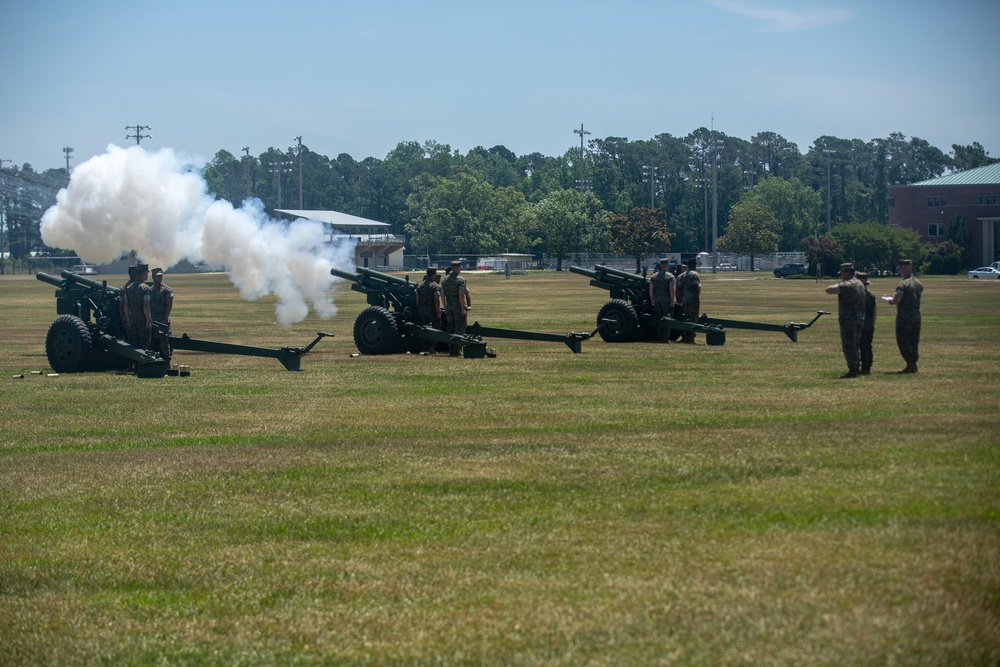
left=889, top=259, right=923, bottom=373
left=415, top=267, right=442, bottom=352
left=647, top=258, right=676, bottom=343
left=119, top=265, right=137, bottom=335
left=149, top=267, right=174, bottom=364
left=441, top=261, right=471, bottom=356
left=857, top=271, right=876, bottom=374
left=825, top=262, right=866, bottom=378
left=125, top=263, right=152, bottom=351
left=676, top=258, right=701, bottom=344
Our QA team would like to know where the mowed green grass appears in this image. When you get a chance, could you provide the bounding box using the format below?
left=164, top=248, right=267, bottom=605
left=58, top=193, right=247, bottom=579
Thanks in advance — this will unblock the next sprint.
left=1, top=269, right=998, bottom=666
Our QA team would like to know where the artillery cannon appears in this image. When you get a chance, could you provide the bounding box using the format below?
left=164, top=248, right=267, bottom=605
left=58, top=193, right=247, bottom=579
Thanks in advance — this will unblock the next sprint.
left=331, top=266, right=599, bottom=358
left=36, top=270, right=332, bottom=377
left=569, top=264, right=827, bottom=345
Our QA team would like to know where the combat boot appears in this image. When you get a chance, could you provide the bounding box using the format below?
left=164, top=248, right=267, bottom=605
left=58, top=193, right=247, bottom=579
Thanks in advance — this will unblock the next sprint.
left=900, top=362, right=918, bottom=374
left=860, top=366, right=870, bottom=375
left=840, top=368, right=860, bottom=378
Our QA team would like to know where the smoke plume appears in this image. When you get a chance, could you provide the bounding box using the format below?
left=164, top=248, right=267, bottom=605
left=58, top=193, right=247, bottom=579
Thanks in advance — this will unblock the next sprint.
left=40, top=145, right=356, bottom=326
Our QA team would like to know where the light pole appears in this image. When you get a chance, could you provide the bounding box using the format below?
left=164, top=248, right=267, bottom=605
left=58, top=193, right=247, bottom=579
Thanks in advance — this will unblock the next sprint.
left=695, top=177, right=709, bottom=252
left=823, top=148, right=836, bottom=233
left=294, top=136, right=303, bottom=209
left=0, top=160, right=10, bottom=276
left=711, top=118, right=724, bottom=274
left=573, top=124, right=591, bottom=192
left=0, top=197, right=6, bottom=276
left=642, top=165, right=658, bottom=207
left=63, top=147, right=73, bottom=174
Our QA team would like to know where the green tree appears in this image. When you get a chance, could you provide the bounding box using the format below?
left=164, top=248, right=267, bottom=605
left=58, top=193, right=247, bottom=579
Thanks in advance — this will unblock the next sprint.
left=951, top=142, right=998, bottom=171
left=403, top=173, right=533, bottom=255
left=946, top=213, right=972, bottom=267
left=607, top=207, right=673, bottom=272
left=534, top=189, right=606, bottom=271
left=742, top=176, right=823, bottom=251
left=717, top=199, right=779, bottom=270
left=203, top=150, right=244, bottom=203
left=830, top=222, right=923, bottom=275
left=801, top=235, right=843, bottom=277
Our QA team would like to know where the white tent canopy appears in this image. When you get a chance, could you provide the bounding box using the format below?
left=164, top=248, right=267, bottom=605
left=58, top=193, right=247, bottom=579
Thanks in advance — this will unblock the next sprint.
left=275, top=209, right=390, bottom=228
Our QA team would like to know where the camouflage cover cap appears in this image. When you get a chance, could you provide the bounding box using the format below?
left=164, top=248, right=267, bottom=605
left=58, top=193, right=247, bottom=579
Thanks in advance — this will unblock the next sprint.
left=840, top=262, right=855, bottom=272
left=856, top=271, right=869, bottom=283
left=450, top=260, right=462, bottom=266
left=136, top=262, right=149, bottom=272
left=426, top=267, right=437, bottom=275
left=898, top=259, right=913, bottom=266
left=658, top=258, right=670, bottom=264
left=152, top=267, right=164, bottom=276
left=686, top=258, right=697, bottom=268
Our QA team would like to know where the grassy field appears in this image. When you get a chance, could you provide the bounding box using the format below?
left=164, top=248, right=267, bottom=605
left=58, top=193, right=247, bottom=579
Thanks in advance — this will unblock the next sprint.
left=1, top=269, right=998, bottom=665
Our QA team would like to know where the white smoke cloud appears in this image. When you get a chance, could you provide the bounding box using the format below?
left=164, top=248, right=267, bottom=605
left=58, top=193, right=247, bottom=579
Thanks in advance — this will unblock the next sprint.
left=40, top=144, right=356, bottom=326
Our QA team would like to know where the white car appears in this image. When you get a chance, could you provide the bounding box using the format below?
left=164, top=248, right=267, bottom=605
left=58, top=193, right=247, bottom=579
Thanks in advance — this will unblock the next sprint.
left=967, top=267, right=1000, bottom=279
left=71, top=264, right=98, bottom=275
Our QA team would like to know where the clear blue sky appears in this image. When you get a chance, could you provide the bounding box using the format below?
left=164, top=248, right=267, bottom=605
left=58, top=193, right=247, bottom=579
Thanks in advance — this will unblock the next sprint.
left=3, top=0, right=998, bottom=172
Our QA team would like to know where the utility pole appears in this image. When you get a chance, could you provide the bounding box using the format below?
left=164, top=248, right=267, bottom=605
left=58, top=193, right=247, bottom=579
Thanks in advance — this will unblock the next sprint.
left=242, top=146, right=253, bottom=199
left=642, top=165, right=658, bottom=208
left=0, top=197, right=7, bottom=276
left=711, top=115, right=724, bottom=274
left=294, top=136, right=303, bottom=209
left=63, top=147, right=73, bottom=174
left=573, top=124, right=591, bottom=192
left=0, top=160, right=10, bottom=275
left=823, top=148, right=837, bottom=233
left=695, top=176, right=709, bottom=252
left=124, top=125, right=152, bottom=145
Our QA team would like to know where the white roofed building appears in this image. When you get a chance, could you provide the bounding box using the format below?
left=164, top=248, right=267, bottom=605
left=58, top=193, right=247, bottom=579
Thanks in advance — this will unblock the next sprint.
left=277, top=209, right=405, bottom=269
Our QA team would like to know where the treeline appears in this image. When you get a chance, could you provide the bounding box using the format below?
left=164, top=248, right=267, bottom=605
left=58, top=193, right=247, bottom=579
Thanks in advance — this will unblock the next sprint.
left=3, top=130, right=996, bottom=271
left=202, top=130, right=994, bottom=258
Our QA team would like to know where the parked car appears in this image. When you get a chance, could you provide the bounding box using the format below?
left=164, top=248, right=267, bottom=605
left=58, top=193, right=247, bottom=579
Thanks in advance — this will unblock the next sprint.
left=71, top=263, right=98, bottom=275
left=718, top=262, right=735, bottom=271
left=773, top=263, right=807, bottom=278
left=967, top=266, right=1000, bottom=279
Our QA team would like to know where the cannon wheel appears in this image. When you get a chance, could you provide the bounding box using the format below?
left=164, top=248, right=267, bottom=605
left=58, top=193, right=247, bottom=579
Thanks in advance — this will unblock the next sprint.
left=353, top=306, right=402, bottom=355
left=597, top=299, right=639, bottom=342
left=45, top=314, right=94, bottom=372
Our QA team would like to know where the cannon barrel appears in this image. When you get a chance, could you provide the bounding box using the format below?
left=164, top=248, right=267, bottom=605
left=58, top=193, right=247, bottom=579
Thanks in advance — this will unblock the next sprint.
left=36, top=271, right=65, bottom=288
left=568, top=265, right=599, bottom=279
left=330, top=267, right=361, bottom=282
left=36, top=270, right=120, bottom=295
left=592, top=264, right=646, bottom=282
left=60, top=270, right=120, bottom=294
left=355, top=266, right=413, bottom=287
left=331, top=266, right=413, bottom=288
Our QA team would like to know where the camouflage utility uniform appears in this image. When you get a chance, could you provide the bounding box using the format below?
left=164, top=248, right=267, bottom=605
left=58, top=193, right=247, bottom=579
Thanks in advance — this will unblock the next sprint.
left=649, top=268, right=675, bottom=342
left=125, top=280, right=152, bottom=349
left=894, top=275, right=923, bottom=365
left=416, top=277, right=441, bottom=327
left=442, top=272, right=469, bottom=335
left=676, top=267, right=701, bottom=343
left=836, top=277, right=867, bottom=373
left=149, top=281, right=174, bottom=362
left=860, top=279, right=876, bottom=373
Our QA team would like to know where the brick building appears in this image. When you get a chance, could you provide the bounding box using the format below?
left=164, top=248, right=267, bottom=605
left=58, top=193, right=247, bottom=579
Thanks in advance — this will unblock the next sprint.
left=888, top=163, right=1000, bottom=267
